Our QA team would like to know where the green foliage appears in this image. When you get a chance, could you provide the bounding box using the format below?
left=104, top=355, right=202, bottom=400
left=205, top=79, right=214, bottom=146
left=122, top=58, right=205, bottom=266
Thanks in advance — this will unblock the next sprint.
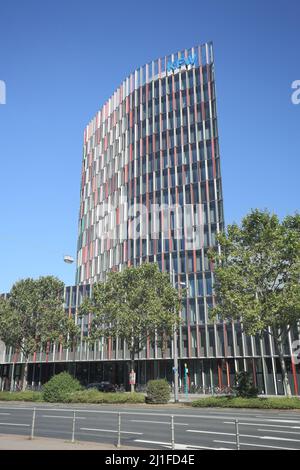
left=234, top=371, right=258, bottom=398
left=209, top=209, right=300, bottom=396
left=42, top=372, right=82, bottom=402
left=191, top=397, right=300, bottom=409
left=209, top=210, right=300, bottom=334
left=146, top=379, right=171, bottom=404
left=61, top=389, right=145, bottom=404
left=80, top=263, right=181, bottom=359
left=0, top=389, right=144, bottom=404
left=0, top=391, right=43, bottom=402
left=0, top=276, right=79, bottom=361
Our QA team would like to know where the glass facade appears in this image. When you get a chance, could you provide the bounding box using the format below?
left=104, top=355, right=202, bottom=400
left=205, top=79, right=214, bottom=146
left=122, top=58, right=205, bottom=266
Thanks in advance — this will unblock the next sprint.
left=76, top=43, right=223, bottom=295
left=1, top=44, right=299, bottom=395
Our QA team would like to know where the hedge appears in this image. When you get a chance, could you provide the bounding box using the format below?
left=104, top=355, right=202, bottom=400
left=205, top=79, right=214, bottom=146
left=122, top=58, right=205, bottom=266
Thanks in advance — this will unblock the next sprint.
left=0, top=389, right=145, bottom=404
left=146, top=379, right=170, bottom=404
left=61, top=389, right=145, bottom=404
left=0, top=391, right=43, bottom=402
left=191, top=396, right=300, bottom=409
left=42, top=372, right=83, bottom=402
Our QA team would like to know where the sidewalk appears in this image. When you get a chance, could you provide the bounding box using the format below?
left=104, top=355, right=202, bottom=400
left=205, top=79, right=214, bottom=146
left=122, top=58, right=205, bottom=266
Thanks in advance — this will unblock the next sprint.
left=0, top=434, right=147, bottom=450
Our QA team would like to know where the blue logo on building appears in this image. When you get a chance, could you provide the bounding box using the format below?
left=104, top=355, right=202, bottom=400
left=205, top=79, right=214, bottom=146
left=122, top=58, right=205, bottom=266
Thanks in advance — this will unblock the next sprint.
left=167, top=55, right=197, bottom=73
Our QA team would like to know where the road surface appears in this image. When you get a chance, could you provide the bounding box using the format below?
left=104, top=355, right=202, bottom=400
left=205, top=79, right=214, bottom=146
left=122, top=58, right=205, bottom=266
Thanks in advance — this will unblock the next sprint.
left=0, top=403, right=300, bottom=450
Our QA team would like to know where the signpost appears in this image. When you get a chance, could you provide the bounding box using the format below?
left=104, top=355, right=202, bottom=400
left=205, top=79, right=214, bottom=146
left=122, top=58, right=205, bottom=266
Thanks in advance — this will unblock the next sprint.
left=129, top=371, right=136, bottom=386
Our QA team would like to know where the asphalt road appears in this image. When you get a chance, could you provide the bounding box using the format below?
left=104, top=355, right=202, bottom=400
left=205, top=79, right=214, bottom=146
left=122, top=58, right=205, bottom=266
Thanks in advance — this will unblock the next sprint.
left=0, top=403, right=300, bottom=450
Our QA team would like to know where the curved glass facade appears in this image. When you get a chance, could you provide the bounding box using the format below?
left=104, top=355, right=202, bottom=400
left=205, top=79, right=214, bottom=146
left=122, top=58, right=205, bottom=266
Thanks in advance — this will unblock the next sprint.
left=2, top=44, right=299, bottom=395
left=76, top=43, right=223, bottom=310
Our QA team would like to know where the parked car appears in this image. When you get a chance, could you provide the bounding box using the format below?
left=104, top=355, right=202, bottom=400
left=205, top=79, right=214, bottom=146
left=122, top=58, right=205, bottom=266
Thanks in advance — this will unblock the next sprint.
left=86, top=381, right=116, bottom=392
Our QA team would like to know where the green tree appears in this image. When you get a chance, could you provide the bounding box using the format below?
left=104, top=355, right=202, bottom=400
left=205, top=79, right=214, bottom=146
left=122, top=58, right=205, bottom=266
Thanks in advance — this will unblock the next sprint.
left=209, top=210, right=300, bottom=397
left=80, top=263, right=181, bottom=392
left=0, top=276, right=79, bottom=391
left=234, top=371, right=258, bottom=398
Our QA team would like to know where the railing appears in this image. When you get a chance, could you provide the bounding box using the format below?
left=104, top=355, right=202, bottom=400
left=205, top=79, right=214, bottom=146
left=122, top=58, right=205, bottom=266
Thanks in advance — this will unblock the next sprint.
left=0, top=405, right=241, bottom=450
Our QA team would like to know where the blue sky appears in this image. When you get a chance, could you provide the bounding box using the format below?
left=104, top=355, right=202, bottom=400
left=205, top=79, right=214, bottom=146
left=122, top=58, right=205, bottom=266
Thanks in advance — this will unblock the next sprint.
left=0, top=0, right=299, bottom=292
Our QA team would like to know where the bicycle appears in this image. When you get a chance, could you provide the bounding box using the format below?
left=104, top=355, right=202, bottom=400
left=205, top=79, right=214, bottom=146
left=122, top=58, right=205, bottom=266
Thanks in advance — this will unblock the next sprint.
left=212, top=385, right=234, bottom=395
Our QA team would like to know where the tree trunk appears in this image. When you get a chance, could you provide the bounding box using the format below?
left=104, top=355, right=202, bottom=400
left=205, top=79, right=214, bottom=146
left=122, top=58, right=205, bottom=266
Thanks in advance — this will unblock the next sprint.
left=130, top=353, right=135, bottom=393
left=10, top=362, right=15, bottom=392
left=22, top=359, right=29, bottom=392
left=276, top=338, right=292, bottom=397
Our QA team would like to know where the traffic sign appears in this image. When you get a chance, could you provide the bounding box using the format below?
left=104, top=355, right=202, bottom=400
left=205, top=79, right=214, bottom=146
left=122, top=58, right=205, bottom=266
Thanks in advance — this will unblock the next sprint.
left=129, top=371, right=136, bottom=385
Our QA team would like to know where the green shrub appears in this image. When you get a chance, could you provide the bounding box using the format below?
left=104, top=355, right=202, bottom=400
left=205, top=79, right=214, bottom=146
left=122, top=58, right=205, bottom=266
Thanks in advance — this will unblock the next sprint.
left=234, top=371, right=258, bottom=398
left=191, top=396, right=300, bottom=409
left=42, top=372, right=82, bottom=402
left=0, top=391, right=43, bottom=402
left=146, top=379, right=170, bottom=404
left=61, top=389, right=145, bottom=404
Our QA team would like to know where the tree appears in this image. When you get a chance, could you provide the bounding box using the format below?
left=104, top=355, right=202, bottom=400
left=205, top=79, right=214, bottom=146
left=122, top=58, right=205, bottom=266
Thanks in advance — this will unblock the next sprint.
left=0, top=276, right=79, bottom=391
left=80, top=263, right=181, bottom=392
left=234, top=371, right=258, bottom=398
left=209, top=210, right=300, bottom=397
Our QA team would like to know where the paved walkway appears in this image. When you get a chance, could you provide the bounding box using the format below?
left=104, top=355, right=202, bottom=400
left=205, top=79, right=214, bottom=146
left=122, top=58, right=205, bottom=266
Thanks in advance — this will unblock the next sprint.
left=0, top=434, right=145, bottom=450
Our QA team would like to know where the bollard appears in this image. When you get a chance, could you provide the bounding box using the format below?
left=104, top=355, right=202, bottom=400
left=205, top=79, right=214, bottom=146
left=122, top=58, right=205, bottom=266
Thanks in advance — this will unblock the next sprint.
left=71, top=410, right=76, bottom=443
left=29, top=407, right=36, bottom=440
left=117, top=412, right=121, bottom=448
left=171, top=415, right=175, bottom=450
left=235, top=418, right=240, bottom=450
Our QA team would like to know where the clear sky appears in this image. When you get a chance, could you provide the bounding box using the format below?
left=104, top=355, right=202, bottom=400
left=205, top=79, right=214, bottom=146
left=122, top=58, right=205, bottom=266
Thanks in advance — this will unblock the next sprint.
left=0, top=0, right=299, bottom=292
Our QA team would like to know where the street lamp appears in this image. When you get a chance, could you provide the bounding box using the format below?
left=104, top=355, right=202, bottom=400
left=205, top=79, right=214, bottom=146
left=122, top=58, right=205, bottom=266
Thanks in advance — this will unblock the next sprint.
left=63, top=255, right=76, bottom=377
left=171, top=269, right=187, bottom=403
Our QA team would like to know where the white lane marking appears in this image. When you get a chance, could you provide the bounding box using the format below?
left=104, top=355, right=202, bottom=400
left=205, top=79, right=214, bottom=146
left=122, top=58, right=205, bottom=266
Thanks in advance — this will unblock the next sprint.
left=42, top=415, right=86, bottom=419
left=0, top=413, right=10, bottom=415
left=254, top=415, right=300, bottom=420
left=187, top=430, right=235, bottom=436
left=0, top=422, right=30, bottom=427
left=272, top=414, right=300, bottom=419
left=260, top=435, right=300, bottom=442
left=224, top=421, right=300, bottom=429
left=130, top=419, right=188, bottom=426
left=268, top=419, right=300, bottom=424
left=134, top=439, right=231, bottom=450
left=187, top=430, right=294, bottom=441
left=214, top=440, right=299, bottom=450
left=80, top=427, right=143, bottom=435
left=258, top=429, right=300, bottom=435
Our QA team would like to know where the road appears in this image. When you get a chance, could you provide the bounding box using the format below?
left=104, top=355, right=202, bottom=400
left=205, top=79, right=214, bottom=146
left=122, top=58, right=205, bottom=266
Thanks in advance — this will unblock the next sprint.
left=0, top=403, right=300, bottom=450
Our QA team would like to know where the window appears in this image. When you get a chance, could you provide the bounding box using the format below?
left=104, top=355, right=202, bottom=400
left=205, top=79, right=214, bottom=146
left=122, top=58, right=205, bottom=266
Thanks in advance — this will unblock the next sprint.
left=206, top=275, right=213, bottom=295
left=197, top=274, right=204, bottom=296
left=198, top=299, right=205, bottom=323
left=188, top=275, right=195, bottom=297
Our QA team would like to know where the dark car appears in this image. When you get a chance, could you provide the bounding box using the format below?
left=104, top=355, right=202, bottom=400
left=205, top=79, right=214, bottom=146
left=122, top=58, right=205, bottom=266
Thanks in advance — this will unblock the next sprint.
left=86, top=381, right=116, bottom=392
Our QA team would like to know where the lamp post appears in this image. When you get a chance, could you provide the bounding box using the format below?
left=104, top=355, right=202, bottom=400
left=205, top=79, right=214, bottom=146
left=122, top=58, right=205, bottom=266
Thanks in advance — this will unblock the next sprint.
left=171, top=269, right=186, bottom=403
left=173, top=323, right=179, bottom=404
left=63, top=255, right=75, bottom=376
